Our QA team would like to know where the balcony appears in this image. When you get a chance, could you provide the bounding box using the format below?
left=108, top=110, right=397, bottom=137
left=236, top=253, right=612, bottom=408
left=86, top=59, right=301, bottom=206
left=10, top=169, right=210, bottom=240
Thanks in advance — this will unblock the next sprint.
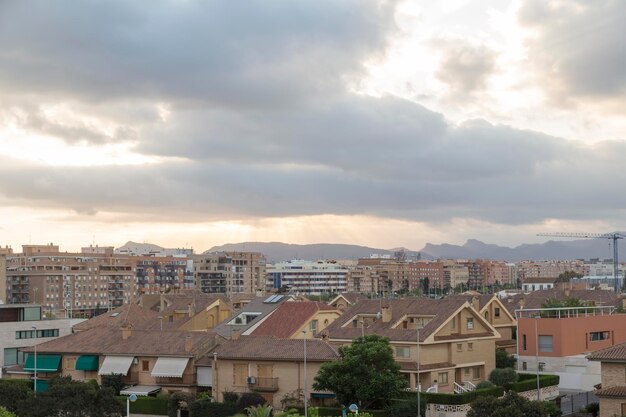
left=249, top=377, right=279, bottom=392
left=155, top=374, right=196, bottom=386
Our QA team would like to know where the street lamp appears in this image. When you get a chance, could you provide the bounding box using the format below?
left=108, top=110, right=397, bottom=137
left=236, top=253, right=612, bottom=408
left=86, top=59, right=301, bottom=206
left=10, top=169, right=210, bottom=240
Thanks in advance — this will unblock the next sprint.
left=535, top=316, right=540, bottom=401
left=127, top=393, right=137, bottom=417
left=302, top=330, right=308, bottom=417
left=32, top=326, right=37, bottom=393
left=416, top=326, right=421, bottom=417
left=359, top=320, right=364, bottom=338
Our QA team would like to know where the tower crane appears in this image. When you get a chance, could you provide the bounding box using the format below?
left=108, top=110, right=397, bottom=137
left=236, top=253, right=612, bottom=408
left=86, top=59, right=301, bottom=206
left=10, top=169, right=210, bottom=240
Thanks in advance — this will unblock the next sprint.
left=536, top=232, right=625, bottom=292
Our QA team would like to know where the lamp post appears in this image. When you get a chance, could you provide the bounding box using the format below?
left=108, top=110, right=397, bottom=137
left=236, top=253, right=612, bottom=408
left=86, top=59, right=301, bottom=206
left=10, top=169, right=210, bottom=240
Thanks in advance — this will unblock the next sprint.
left=32, top=326, right=37, bottom=393
left=213, top=352, right=218, bottom=403
left=535, top=317, right=540, bottom=401
left=359, top=320, right=364, bottom=338
left=127, top=393, right=137, bottom=417
left=302, top=330, right=308, bottom=417
left=416, top=326, right=421, bottom=417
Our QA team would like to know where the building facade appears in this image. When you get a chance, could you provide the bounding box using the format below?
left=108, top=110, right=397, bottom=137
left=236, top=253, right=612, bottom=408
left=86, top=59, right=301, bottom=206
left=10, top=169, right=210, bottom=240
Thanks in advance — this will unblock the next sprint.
left=194, top=252, right=266, bottom=295
left=267, top=260, right=347, bottom=295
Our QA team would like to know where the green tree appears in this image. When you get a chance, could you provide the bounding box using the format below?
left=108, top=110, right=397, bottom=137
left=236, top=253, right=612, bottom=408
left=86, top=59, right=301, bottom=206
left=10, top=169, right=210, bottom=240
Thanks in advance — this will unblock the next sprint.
left=555, top=271, right=583, bottom=283
left=488, top=368, right=518, bottom=387
left=100, top=373, right=125, bottom=395
left=495, top=348, right=516, bottom=369
left=0, top=407, right=17, bottom=417
left=0, top=380, right=33, bottom=415
left=313, top=334, right=408, bottom=408
left=468, top=391, right=548, bottom=417
left=44, top=375, right=123, bottom=417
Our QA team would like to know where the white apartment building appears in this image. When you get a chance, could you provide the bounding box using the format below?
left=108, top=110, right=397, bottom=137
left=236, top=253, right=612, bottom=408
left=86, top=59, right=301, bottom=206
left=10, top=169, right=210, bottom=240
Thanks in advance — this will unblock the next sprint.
left=266, top=260, right=348, bottom=295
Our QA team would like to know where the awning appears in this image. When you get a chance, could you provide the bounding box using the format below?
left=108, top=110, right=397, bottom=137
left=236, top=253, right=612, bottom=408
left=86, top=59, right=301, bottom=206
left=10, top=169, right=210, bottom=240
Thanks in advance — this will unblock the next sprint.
left=312, top=393, right=336, bottom=399
left=75, top=355, right=99, bottom=371
left=98, top=356, right=134, bottom=375
left=24, top=354, right=61, bottom=372
left=120, top=385, right=161, bottom=396
left=151, top=357, right=189, bottom=378
left=197, top=367, right=212, bottom=387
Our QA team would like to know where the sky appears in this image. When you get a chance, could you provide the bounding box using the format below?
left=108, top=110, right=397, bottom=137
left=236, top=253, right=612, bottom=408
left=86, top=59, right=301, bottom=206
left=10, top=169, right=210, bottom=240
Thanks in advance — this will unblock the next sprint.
left=0, top=0, right=624, bottom=253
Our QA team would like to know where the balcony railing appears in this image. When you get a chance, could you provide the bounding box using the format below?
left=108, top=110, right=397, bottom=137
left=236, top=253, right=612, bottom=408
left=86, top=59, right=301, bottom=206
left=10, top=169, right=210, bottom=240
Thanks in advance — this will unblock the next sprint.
left=249, top=377, right=279, bottom=392
left=155, top=374, right=196, bottom=386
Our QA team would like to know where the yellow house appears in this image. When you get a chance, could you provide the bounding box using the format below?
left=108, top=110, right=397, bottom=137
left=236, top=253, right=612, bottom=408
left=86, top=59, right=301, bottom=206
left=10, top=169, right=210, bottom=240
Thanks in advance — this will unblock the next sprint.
left=210, top=336, right=339, bottom=409
left=321, top=298, right=500, bottom=393
left=248, top=301, right=342, bottom=339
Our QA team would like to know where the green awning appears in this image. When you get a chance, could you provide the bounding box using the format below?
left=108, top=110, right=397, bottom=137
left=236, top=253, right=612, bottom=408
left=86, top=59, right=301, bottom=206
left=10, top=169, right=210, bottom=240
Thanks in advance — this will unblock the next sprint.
left=24, top=354, right=62, bottom=372
left=34, top=379, right=49, bottom=392
left=75, top=355, right=99, bottom=371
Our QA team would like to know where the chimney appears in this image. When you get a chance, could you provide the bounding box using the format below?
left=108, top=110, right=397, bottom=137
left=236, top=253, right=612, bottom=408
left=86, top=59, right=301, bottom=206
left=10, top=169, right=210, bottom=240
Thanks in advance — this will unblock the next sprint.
left=121, top=324, right=132, bottom=340
left=471, top=296, right=480, bottom=311
left=188, top=303, right=194, bottom=318
left=381, top=305, right=392, bottom=323
left=185, top=335, right=193, bottom=352
left=231, top=331, right=241, bottom=340
left=159, top=292, right=165, bottom=312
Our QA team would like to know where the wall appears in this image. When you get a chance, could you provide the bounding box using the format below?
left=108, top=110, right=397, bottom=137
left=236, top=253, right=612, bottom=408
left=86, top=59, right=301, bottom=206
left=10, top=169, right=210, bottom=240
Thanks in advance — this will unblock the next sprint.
left=598, top=397, right=626, bottom=417
left=601, top=362, right=626, bottom=388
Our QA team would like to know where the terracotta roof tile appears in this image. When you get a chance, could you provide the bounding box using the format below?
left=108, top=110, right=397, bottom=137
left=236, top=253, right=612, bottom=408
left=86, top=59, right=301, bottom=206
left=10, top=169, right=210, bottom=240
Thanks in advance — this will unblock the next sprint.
left=588, top=342, right=626, bottom=361
left=211, top=336, right=339, bottom=361
left=595, top=386, right=626, bottom=397
left=73, top=304, right=160, bottom=332
left=251, top=301, right=339, bottom=338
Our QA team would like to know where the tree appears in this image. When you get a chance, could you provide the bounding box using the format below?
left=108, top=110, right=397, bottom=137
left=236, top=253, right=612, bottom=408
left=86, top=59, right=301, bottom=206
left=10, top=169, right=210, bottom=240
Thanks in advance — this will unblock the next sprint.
left=496, top=348, right=516, bottom=369
left=0, top=407, right=17, bottom=417
left=488, top=368, right=518, bottom=387
left=421, top=277, right=430, bottom=295
left=556, top=271, right=583, bottom=283
left=313, top=334, right=408, bottom=408
left=468, top=391, right=548, bottom=417
left=100, top=373, right=125, bottom=395
left=44, top=375, right=123, bottom=417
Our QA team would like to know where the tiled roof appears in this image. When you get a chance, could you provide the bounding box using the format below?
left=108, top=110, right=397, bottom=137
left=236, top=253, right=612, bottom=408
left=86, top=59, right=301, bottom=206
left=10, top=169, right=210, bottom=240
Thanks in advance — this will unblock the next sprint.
left=321, top=298, right=486, bottom=342
left=73, top=304, right=160, bottom=332
left=213, top=296, right=289, bottom=338
left=22, top=326, right=219, bottom=357
left=251, top=301, right=338, bottom=338
left=211, top=336, right=339, bottom=361
left=160, top=292, right=228, bottom=316
left=587, top=342, right=626, bottom=362
left=447, top=294, right=495, bottom=311
left=595, top=386, right=626, bottom=397
left=341, top=293, right=368, bottom=305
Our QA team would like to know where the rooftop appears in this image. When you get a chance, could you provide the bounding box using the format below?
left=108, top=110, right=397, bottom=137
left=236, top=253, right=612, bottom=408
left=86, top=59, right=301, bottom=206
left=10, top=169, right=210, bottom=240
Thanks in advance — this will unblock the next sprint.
left=588, top=342, right=626, bottom=362
left=210, top=336, right=339, bottom=362
left=251, top=301, right=338, bottom=338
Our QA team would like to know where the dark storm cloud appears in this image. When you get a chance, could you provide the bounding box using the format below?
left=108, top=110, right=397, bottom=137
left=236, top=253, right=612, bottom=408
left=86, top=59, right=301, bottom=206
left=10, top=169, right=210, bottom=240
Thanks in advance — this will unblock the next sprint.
left=519, top=0, right=626, bottom=104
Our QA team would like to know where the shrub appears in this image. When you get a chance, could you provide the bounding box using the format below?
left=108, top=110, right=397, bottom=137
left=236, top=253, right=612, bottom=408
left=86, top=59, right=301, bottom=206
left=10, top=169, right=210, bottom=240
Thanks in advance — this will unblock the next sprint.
left=496, top=348, right=516, bottom=369
left=168, top=392, right=195, bottom=417
left=223, top=391, right=240, bottom=404
left=246, top=404, right=273, bottom=417
left=585, top=402, right=599, bottom=417
left=488, top=368, right=518, bottom=387
left=101, top=374, right=125, bottom=395
left=237, top=392, right=266, bottom=411
left=475, top=380, right=495, bottom=390
left=0, top=407, right=17, bottom=417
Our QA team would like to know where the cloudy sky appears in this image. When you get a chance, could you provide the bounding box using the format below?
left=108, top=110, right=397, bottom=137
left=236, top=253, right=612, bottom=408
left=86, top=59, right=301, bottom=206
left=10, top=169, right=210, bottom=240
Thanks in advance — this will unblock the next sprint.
left=0, top=0, right=624, bottom=252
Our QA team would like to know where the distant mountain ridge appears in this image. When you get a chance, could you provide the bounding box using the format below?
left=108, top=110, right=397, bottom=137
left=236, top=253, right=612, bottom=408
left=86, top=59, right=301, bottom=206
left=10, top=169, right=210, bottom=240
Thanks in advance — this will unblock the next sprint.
left=207, top=234, right=626, bottom=263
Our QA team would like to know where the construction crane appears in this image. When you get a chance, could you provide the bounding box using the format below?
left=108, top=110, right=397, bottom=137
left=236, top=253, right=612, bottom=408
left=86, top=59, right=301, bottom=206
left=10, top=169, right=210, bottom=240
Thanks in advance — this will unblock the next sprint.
left=536, top=232, right=625, bottom=292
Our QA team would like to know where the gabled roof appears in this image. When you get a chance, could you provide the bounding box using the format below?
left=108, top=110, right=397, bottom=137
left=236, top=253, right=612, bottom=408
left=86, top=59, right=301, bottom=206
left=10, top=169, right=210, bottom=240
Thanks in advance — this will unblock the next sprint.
left=213, top=296, right=290, bottom=337
left=447, top=294, right=494, bottom=311
left=211, top=336, right=339, bottom=362
left=321, top=297, right=496, bottom=343
left=588, top=342, right=626, bottom=362
left=73, top=304, right=160, bottom=332
left=328, top=293, right=367, bottom=306
left=159, top=291, right=229, bottom=316
left=22, top=326, right=219, bottom=358
left=251, top=301, right=339, bottom=338
left=594, top=386, right=626, bottom=398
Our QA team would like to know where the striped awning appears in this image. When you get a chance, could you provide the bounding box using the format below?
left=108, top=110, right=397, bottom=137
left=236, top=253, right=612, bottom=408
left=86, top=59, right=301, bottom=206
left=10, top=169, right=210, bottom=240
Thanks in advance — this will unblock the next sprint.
left=151, top=357, right=189, bottom=378
left=98, top=356, right=134, bottom=375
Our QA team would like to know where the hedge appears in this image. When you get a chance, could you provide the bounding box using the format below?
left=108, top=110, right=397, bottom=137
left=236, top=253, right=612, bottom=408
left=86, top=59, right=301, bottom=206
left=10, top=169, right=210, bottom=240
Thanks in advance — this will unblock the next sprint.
left=189, top=399, right=238, bottom=417
left=510, top=374, right=560, bottom=393
left=393, top=386, right=504, bottom=405
left=116, top=396, right=168, bottom=415
left=293, top=407, right=388, bottom=417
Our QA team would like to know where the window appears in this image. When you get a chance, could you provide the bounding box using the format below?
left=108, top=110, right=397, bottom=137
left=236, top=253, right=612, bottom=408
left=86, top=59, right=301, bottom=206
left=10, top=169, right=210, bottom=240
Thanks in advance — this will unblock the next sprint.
left=538, top=335, right=553, bottom=352
left=472, top=366, right=481, bottom=379
left=438, top=372, right=449, bottom=385
left=395, top=346, right=411, bottom=359
left=142, top=360, right=150, bottom=372
left=590, top=331, right=610, bottom=341
left=522, top=361, right=527, bottom=371
left=457, top=343, right=463, bottom=352
left=310, top=320, right=318, bottom=334
left=3, top=348, right=24, bottom=367
left=233, top=363, right=248, bottom=386
left=466, top=318, right=474, bottom=330
left=495, top=308, right=500, bottom=318
left=523, top=334, right=527, bottom=351
left=451, top=317, right=456, bottom=329
left=468, top=343, right=473, bottom=351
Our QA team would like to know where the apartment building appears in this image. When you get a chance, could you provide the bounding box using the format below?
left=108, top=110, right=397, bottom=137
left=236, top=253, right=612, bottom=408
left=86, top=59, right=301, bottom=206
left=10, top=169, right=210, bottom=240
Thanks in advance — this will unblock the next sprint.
left=210, top=336, right=339, bottom=409
left=193, top=252, right=266, bottom=295
left=6, top=244, right=136, bottom=317
left=321, top=298, right=499, bottom=393
left=0, top=304, right=82, bottom=372
left=408, top=261, right=445, bottom=290
left=348, top=258, right=411, bottom=294
left=477, top=260, right=510, bottom=286
left=267, top=260, right=348, bottom=295
left=345, top=265, right=381, bottom=294
left=515, top=260, right=587, bottom=282
left=587, top=342, right=626, bottom=417
left=135, top=256, right=194, bottom=294
left=442, top=261, right=470, bottom=289
left=6, top=325, right=219, bottom=394
left=515, top=305, right=626, bottom=390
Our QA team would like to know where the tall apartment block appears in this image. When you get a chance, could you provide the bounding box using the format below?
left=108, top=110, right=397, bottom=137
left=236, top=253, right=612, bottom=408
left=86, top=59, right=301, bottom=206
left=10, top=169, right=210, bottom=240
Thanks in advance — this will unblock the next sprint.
left=135, top=256, right=194, bottom=294
left=193, top=252, right=266, bottom=295
left=6, top=244, right=136, bottom=317
left=266, top=259, right=348, bottom=295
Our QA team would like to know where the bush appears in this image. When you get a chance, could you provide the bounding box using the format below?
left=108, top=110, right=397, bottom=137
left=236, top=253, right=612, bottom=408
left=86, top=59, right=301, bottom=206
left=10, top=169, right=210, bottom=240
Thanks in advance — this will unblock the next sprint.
left=0, top=407, right=17, bottom=417
left=189, top=399, right=237, bottom=417
left=496, top=348, right=516, bottom=369
left=585, top=402, right=599, bottom=417
left=116, top=396, right=168, bottom=415
left=237, top=392, right=266, bottom=411
left=168, top=392, right=195, bottom=417
left=475, top=380, right=495, bottom=390
left=223, top=391, right=240, bottom=404
left=510, top=374, right=560, bottom=392
left=101, top=374, right=125, bottom=395
left=488, top=368, right=518, bottom=387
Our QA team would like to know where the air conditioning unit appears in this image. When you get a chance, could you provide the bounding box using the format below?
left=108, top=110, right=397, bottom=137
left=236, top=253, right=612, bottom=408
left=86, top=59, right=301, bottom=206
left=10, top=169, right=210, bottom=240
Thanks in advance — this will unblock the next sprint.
left=246, top=376, right=256, bottom=385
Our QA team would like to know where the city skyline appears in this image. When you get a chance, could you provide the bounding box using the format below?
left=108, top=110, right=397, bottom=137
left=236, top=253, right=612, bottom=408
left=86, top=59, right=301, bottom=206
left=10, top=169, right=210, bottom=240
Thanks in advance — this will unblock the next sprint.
left=0, top=0, right=624, bottom=252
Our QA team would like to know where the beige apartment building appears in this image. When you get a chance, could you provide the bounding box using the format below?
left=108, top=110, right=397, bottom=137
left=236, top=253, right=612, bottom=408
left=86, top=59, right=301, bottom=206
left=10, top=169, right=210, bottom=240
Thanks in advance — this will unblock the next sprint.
left=193, top=252, right=266, bottom=295
left=6, top=244, right=136, bottom=317
left=442, top=261, right=470, bottom=289
left=210, top=336, right=339, bottom=409
left=321, top=298, right=499, bottom=393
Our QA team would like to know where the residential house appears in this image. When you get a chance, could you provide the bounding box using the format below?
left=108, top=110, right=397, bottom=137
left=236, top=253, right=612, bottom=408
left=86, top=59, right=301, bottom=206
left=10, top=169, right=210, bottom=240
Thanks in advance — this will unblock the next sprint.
left=522, top=277, right=558, bottom=292
left=320, top=298, right=500, bottom=393
left=250, top=301, right=342, bottom=339
left=209, top=336, right=339, bottom=409
left=587, top=342, right=626, bottom=417
left=212, top=295, right=292, bottom=338
left=328, top=293, right=367, bottom=311
left=5, top=325, right=220, bottom=394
